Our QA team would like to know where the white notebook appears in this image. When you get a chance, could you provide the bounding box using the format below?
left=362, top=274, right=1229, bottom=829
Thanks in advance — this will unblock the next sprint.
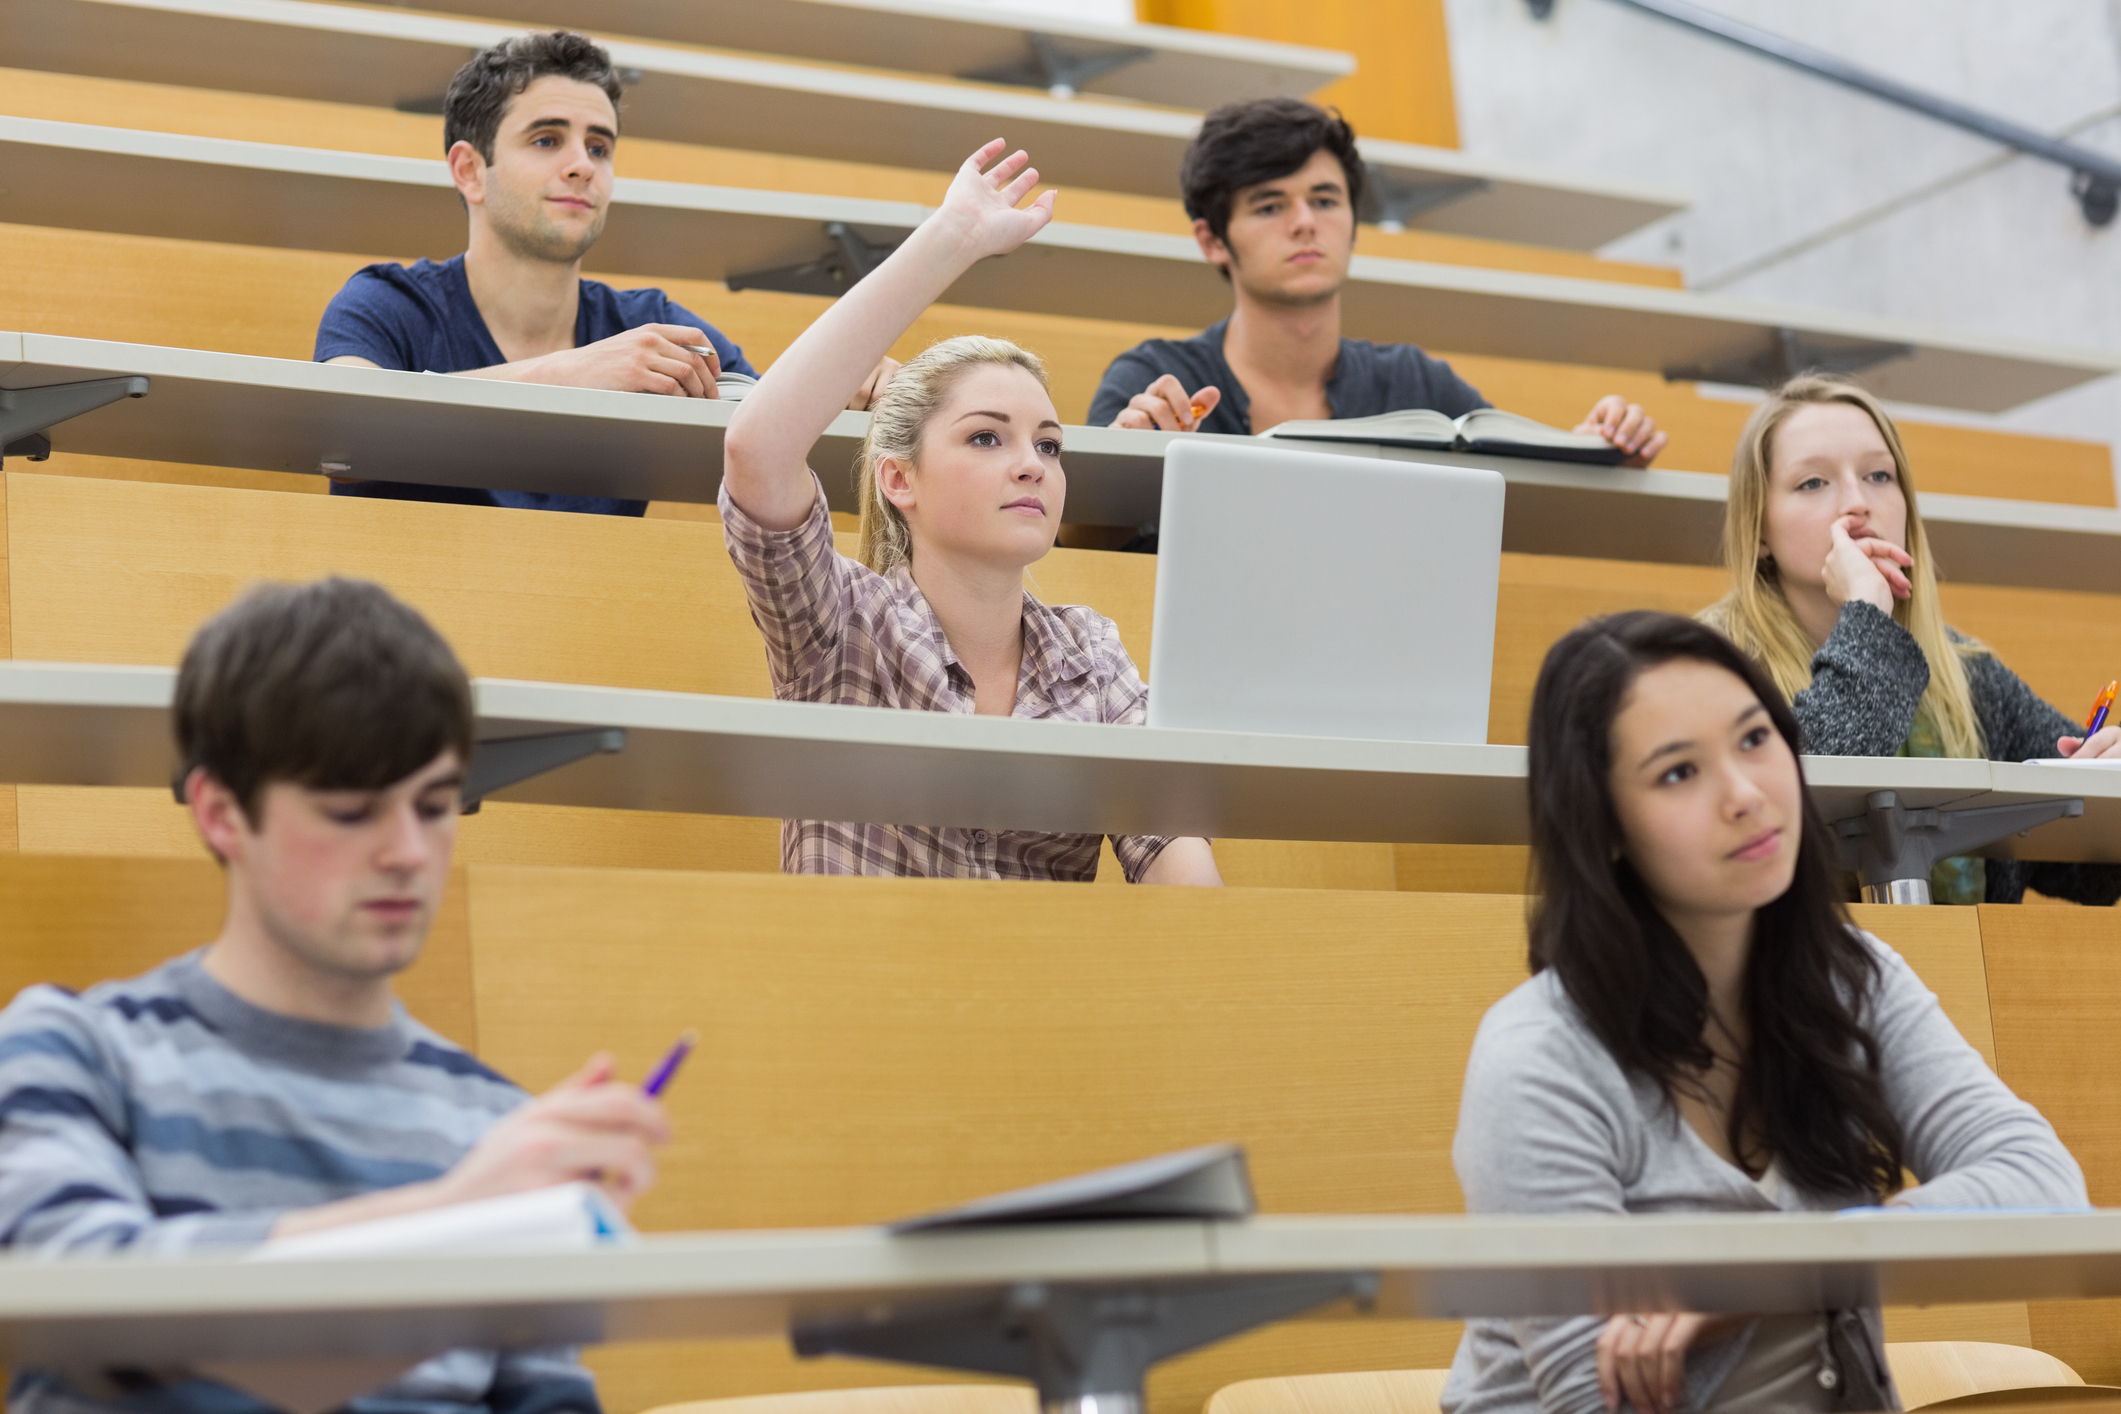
left=1261, top=406, right=1625, bottom=465
left=248, top=1181, right=632, bottom=1262
left=201, top=1185, right=633, bottom=1414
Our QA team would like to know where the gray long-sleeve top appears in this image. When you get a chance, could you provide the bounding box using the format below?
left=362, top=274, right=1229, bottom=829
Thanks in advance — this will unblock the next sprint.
left=1440, top=931, right=2086, bottom=1414
left=1797, top=601, right=2121, bottom=906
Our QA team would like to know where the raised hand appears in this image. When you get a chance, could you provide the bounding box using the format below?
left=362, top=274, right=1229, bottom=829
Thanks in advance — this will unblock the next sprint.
left=936, top=139, right=1057, bottom=263
left=1822, top=514, right=1912, bottom=615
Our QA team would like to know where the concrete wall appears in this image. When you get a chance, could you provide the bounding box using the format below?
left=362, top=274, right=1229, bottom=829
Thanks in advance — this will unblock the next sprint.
left=1443, top=0, right=2121, bottom=484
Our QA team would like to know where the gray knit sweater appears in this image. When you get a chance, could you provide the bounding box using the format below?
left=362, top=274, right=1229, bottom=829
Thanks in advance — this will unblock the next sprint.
left=1796, top=602, right=2121, bottom=906
left=1440, top=932, right=2087, bottom=1414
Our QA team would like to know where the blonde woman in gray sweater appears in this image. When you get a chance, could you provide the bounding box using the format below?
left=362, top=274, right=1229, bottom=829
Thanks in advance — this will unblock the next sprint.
left=1442, top=612, right=2085, bottom=1414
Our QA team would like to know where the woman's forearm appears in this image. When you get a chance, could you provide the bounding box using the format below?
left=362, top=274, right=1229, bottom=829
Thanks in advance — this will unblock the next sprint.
left=721, top=217, right=979, bottom=529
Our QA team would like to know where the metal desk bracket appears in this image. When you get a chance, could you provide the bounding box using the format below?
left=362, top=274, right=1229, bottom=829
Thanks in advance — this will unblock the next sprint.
left=797, top=1272, right=1374, bottom=1414
left=1832, top=789, right=2083, bottom=905
left=1664, top=328, right=1912, bottom=388
left=728, top=223, right=903, bottom=298
left=0, top=377, right=150, bottom=467
left=463, top=728, right=626, bottom=813
left=1366, top=175, right=1490, bottom=232
left=962, top=33, right=1154, bottom=100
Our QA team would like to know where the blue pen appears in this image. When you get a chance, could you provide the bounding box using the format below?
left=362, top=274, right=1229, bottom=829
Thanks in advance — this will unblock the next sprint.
left=641, top=1029, right=698, bottom=1098
left=2087, top=681, right=2117, bottom=738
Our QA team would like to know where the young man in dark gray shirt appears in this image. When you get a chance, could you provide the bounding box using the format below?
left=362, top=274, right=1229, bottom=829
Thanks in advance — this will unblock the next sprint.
left=1087, top=98, right=1667, bottom=466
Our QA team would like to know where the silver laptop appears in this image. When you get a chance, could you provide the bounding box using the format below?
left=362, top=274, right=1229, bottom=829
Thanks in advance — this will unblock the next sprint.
left=1144, top=438, right=1505, bottom=743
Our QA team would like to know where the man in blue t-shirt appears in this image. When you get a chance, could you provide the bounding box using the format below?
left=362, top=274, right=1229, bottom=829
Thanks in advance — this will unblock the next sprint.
left=1087, top=99, right=1667, bottom=467
left=316, top=31, right=893, bottom=515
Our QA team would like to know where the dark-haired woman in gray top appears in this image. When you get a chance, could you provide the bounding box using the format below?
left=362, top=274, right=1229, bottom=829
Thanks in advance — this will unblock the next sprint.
left=1443, top=612, right=2085, bottom=1414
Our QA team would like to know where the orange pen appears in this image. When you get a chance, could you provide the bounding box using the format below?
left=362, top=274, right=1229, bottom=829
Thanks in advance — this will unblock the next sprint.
left=1188, top=401, right=1208, bottom=426
left=2087, top=680, right=2117, bottom=736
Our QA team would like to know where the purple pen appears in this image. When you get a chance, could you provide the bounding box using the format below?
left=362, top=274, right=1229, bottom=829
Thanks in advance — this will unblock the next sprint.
left=641, top=1028, right=699, bottom=1098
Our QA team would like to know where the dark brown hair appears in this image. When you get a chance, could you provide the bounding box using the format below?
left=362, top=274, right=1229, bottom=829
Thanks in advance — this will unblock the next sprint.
left=443, top=31, right=623, bottom=164
left=1180, top=97, right=1367, bottom=247
left=175, top=578, right=475, bottom=824
left=1526, top=611, right=1905, bottom=1199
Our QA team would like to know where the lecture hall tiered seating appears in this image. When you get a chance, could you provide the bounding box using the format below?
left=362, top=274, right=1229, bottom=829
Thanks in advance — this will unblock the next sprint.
left=5, top=0, right=2121, bottom=1409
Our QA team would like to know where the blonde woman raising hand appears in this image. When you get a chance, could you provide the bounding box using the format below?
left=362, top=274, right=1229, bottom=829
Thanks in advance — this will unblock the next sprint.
left=720, top=141, right=1222, bottom=885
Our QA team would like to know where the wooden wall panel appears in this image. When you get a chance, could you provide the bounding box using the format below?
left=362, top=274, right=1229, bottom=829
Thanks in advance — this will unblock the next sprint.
left=0, top=854, right=476, bottom=1051
left=1441, top=356, right=2116, bottom=509
left=463, top=871, right=2016, bottom=1413
left=4, top=213, right=2101, bottom=497
left=1979, top=905, right=2121, bottom=1380
left=1134, top=0, right=1460, bottom=150
left=0, top=69, right=1680, bottom=291
left=1938, top=582, right=2121, bottom=738
left=1, top=470, right=13, bottom=851
left=18, top=472, right=2120, bottom=888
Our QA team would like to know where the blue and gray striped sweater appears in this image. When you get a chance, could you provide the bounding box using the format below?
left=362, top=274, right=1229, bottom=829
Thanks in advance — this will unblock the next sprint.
left=0, top=951, right=599, bottom=1414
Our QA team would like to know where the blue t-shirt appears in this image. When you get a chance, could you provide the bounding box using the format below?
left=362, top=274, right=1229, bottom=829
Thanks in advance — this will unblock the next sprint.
left=314, top=254, right=754, bottom=515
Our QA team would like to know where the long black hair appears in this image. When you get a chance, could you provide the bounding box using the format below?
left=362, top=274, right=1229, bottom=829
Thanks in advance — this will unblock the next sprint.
left=1526, top=611, right=1904, bottom=1199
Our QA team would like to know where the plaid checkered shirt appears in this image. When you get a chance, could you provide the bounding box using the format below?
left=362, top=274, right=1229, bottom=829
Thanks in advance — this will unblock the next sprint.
left=721, top=476, right=1173, bottom=881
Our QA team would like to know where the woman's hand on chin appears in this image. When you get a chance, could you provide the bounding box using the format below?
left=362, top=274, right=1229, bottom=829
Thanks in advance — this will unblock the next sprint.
left=1595, top=1311, right=1752, bottom=1414
left=1821, top=515, right=1911, bottom=615
left=935, top=139, right=1057, bottom=263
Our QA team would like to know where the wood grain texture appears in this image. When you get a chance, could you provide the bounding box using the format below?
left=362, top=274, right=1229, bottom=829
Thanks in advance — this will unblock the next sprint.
left=1393, top=846, right=1532, bottom=896
left=0, top=68, right=1683, bottom=292
left=1937, top=583, right=2121, bottom=737
left=1440, top=356, right=2116, bottom=509
left=3, top=215, right=2099, bottom=490
left=11, top=786, right=784, bottom=875
left=1, top=471, right=12, bottom=852
left=1487, top=554, right=1729, bottom=746
left=465, top=870, right=2017, bottom=1413
left=0, top=854, right=477, bottom=1050
left=1887, top=1340, right=2084, bottom=1407
left=1979, top=905, right=2121, bottom=1381
left=1133, top=0, right=1459, bottom=150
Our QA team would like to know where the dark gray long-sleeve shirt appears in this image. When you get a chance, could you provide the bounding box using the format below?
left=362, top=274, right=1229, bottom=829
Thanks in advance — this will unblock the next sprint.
left=1441, top=932, right=2086, bottom=1414
left=1795, top=601, right=2121, bottom=906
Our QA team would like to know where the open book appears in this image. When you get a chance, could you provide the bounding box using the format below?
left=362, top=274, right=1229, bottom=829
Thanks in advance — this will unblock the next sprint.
left=1261, top=407, right=1626, bottom=465
left=713, top=370, right=759, bottom=402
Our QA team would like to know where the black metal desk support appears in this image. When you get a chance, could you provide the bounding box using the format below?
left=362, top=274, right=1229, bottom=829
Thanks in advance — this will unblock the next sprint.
left=1832, top=789, right=2083, bottom=905
left=797, top=1272, right=1375, bottom=1414
left=462, top=729, right=626, bottom=813
left=0, top=377, right=150, bottom=467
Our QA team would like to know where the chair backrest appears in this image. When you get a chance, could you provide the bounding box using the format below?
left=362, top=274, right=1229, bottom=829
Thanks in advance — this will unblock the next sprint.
left=640, top=1386, right=1035, bottom=1414
left=1887, top=1342, right=2086, bottom=1408
left=1203, top=1369, right=1451, bottom=1414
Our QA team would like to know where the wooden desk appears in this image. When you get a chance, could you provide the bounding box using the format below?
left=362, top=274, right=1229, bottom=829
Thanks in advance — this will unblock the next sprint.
left=10, top=332, right=2121, bottom=592
left=0, top=0, right=1685, bottom=248
left=3, top=662, right=2108, bottom=861
left=7, top=1211, right=2121, bottom=1370
left=0, top=122, right=2108, bottom=412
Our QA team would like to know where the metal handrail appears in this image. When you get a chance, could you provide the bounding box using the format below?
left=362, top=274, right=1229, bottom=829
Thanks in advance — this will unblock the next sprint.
left=1530, top=0, right=2121, bottom=226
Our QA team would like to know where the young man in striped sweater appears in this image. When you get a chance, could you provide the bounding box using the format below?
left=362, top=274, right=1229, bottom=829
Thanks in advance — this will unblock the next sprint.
left=0, top=578, right=668, bottom=1414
